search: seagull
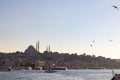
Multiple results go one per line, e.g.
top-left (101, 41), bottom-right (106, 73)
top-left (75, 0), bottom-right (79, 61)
top-left (109, 40), bottom-right (113, 42)
top-left (112, 5), bottom-right (119, 10)
top-left (92, 40), bottom-right (95, 43)
top-left (90, 44), bottom-right (93, 47)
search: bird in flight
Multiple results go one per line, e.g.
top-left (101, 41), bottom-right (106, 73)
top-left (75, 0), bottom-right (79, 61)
top-left (90, 44), bottom-right (93, 47)
top-left (92, 40), bottom-right (95, 43)
top-left (112, 5), bottom-right (119, 10)
top-left (109, 40), bottom-right (113, 42)
top-left (90, 40), bottom-right (95, 47)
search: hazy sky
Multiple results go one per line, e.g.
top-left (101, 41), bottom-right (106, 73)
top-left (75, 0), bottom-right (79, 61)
top-left (0, 0), bottom-right (120, 59)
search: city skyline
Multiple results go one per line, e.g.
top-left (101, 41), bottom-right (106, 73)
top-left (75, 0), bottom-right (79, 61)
top-left (1, 0), bottom-right (120, 59)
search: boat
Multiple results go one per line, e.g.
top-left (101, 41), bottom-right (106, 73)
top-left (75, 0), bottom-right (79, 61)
top-left (44, 68), bottom-right (57, 73)
top-left (111, 74), bottom-right (120, 80)
top-left (52, 67), bottom-right (68, 70)
top-left (0, 67), bottom-right (12, 72)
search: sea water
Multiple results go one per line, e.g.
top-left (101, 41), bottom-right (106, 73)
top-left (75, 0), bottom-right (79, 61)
top-left (0, 69), bottom-right (118, 80)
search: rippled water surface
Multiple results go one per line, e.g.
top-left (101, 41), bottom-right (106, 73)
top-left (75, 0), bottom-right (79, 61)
top-left (0, 69), bottom-right (119, 80)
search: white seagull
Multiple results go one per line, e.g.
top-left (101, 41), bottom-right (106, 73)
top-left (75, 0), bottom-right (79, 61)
top-left (112, 5), bottom-right (119, 10)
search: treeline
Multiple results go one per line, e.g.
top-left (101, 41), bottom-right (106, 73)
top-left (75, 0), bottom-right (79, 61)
top-left (0, 51), bottom-right (120, 69)
top-left (41, 51), bottom-right (120, 69)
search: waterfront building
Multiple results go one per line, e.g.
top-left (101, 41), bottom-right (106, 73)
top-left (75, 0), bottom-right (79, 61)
top-left (35, 60), bottom-right (45, 70)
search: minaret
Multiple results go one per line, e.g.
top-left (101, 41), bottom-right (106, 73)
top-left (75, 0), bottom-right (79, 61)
top-left (38, 41), bottom-right (39, 52)
top-left (36, 41), bottom-right (39, 52)
top-left (48, 45), bottom-right (50, 52)
top-left (36, 42), bottom-right (38, 51)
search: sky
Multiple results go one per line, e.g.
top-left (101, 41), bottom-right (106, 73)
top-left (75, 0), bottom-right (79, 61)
top-left (0, 0), bottom-right (120, 59)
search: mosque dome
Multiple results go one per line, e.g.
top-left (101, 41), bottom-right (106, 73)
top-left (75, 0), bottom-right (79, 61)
top-left (24, 45), bottom-right (37, 54)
